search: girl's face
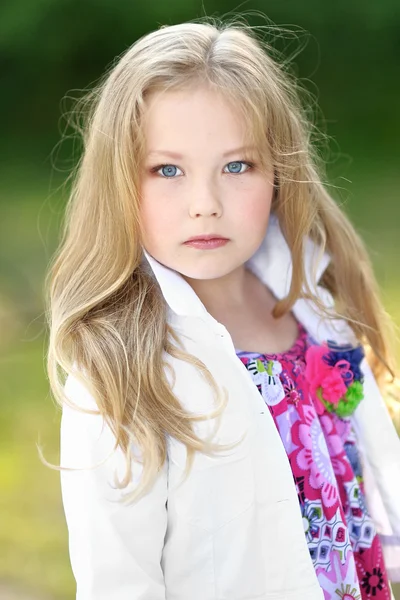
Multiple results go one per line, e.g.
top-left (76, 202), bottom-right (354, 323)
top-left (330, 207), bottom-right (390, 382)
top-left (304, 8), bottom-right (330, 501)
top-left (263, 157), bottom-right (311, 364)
top-left (139, 85), bottom-right (274, 281)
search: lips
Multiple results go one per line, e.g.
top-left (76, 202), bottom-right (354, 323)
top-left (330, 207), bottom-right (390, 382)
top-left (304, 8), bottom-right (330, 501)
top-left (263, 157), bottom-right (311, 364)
top-left (183, 237), bottom-right (229, 250)
top-left (184, 234), bottom-right (228, 242)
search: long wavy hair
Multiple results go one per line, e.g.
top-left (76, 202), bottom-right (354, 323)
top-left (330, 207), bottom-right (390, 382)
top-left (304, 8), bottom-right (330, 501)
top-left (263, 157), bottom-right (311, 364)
top-left (44, 16), bottom-right (399, 502)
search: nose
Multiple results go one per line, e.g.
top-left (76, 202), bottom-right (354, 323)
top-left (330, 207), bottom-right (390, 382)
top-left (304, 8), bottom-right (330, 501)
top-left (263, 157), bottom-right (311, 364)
top-left (188, 180), bottom-right (222, 218)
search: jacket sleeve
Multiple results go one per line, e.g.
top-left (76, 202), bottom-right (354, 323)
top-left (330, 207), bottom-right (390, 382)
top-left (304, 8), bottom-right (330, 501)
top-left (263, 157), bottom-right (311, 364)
top-left (352, 357), bottom-right (400, 582)
top-left (60, 371), bottom-right (168, 600)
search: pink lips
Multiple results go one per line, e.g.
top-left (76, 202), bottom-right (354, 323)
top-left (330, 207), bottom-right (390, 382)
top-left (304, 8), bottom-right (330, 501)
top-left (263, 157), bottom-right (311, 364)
top-left (183, 234), bottom-right (229, 249)
top-left (184, 238), bottom-right (229, 249)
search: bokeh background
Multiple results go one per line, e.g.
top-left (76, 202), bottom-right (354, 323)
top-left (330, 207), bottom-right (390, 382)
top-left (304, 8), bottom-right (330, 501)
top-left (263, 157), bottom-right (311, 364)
top-left (1, 1), bottom-right (399, 598)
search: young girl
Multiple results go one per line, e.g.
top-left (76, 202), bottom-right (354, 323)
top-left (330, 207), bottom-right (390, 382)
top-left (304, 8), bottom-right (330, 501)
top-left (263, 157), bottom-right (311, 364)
top-left (47, 17), bottom-right (400, 600)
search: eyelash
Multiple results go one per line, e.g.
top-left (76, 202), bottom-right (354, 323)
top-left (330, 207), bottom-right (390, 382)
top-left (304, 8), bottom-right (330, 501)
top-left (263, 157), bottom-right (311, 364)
top-left (149, 160), bottom-right (255, 178)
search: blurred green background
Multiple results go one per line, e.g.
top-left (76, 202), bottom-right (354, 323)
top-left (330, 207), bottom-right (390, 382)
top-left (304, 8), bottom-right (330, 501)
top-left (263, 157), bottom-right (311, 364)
top-left (0, 1), bottom-right (399, 598)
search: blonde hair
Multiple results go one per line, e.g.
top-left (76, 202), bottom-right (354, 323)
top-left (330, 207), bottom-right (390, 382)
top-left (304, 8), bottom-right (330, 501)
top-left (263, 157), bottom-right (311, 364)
top-left (44, 15), bottom-right (398, 501)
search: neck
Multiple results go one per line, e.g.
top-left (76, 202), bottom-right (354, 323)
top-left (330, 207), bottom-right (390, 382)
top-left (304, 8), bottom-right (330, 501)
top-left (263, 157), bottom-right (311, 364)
top-left (182, 265), bottom-right (269, 320)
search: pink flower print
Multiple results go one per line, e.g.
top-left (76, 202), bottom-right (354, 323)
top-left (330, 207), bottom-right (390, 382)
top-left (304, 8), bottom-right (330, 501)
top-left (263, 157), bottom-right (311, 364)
top-left (331, 414), bottom-right (352, 441)
top-left (294, 405), bottom-right (340, 519)
top-left (305, 344), bottom-right (353, 413)
top-left (286, 386), bottom-right (301, 406)
top-left (319, 415), bottom-right (353, 481)
top-left (305, 345), bottom-right (331, 395)
top-left (281, 371), bottom-right (302, 406)
top-left (320, 370), bottom-right (347, 404)
top-left (316, 549), bottom-right (360, 600)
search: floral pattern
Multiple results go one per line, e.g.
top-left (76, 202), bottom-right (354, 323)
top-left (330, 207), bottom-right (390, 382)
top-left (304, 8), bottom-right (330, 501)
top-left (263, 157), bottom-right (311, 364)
top-left (294, 404), bottom-right (339, 519)
top-left (236, 322), bottom-right (391, 600)
top-left (304, 340), bottom-right (365, 417)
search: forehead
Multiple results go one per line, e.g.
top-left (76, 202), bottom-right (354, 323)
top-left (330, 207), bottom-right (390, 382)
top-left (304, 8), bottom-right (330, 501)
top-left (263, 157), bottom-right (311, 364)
top-left (142, 86), bottom-right (255, 153)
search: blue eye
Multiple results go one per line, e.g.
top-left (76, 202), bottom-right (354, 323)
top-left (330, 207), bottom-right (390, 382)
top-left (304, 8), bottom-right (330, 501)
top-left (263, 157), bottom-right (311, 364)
top-left (151, 164), bottom-right (183, 178)
top-left (224, 161), bottom-right (253, 174)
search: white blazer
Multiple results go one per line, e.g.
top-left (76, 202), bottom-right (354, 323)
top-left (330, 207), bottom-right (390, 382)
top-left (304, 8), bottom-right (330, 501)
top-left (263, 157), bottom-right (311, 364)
top-left (60, 214), bottom-right (400, 599)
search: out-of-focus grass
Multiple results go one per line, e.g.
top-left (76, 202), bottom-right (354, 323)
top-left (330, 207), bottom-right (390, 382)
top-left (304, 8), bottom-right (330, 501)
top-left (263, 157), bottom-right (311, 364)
top-left (0, 162), bottom-right (399, 599)
top-left (0, 170), bottom-right (74, 599)
top-left (0, 339), bottom-right (73, 600)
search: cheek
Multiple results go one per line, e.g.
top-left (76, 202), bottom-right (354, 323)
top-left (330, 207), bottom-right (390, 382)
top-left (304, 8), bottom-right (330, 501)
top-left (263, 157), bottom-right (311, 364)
top-left (139, 186), bottom-right (181, 242)
top-left (234, 184), bottom-right (273, 225)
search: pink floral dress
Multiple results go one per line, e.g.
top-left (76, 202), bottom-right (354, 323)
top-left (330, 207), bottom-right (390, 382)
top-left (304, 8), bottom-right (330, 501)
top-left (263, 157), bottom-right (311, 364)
top-left (236, 321), bottom-right (391, 600)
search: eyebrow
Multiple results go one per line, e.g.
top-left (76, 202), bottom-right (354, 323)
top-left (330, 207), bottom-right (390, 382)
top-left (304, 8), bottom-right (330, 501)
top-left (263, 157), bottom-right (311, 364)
top-left (147, 146), bottom-right (257, 160)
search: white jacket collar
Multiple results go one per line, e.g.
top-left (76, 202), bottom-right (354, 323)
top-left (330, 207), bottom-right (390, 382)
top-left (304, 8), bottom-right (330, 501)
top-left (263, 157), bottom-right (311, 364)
top-left (142, 213), bottom-right (331, 319)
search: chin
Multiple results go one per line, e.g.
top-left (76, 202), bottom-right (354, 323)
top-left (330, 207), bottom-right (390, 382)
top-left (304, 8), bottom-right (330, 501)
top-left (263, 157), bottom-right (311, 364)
top-left (176, 257), bottom-right (241, 281)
